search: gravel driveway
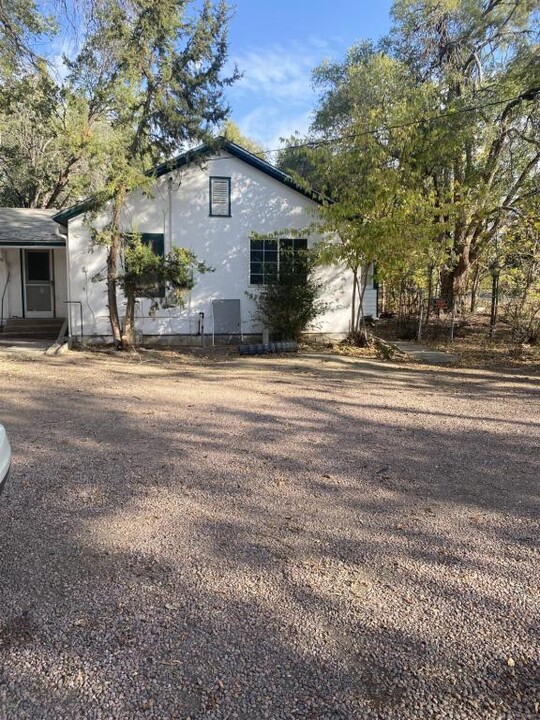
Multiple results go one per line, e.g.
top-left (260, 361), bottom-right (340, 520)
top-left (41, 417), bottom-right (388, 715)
top-left (0, 350), bottom-right (538, 719)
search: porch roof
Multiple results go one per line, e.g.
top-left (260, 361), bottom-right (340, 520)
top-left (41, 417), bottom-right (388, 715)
top-left (0, 208), bottom-right (67, 248)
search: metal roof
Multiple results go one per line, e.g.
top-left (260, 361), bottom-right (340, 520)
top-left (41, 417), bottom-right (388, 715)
top-left (0, 208), bottom-right (66, 247)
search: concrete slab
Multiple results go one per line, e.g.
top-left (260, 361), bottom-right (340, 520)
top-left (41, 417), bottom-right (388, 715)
top-left (0, 338), bottom-right (50, 354)
top-left (390, 341), bottom-right (458, 365)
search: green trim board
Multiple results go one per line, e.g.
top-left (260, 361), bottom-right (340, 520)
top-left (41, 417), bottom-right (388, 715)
top-left (0, 240), bottom-right (66, 248)
top-left (52, 138), bottom-right (326, 227)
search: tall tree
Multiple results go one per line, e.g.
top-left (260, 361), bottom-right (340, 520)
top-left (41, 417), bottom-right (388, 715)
top-left (67, 0), bottom-right (239, 348)
top-left (221, 119), bottom-right (267, 158)
top-left (390, 0), bottom-right (540, 305)
top-left (313, 47), bottom-right (437, 341)
top-left (0, 70), bottom-right (109, 208)
top-left (305, 2), bottom-right (540, 318)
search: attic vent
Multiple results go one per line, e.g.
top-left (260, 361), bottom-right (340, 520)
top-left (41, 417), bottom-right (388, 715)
top-left (209, 177), bottom-right (231, 217)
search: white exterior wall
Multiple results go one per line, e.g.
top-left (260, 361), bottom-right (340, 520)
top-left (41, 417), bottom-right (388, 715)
top-left (0, 248), bottom-right (67, 323)
top-left (52, 249), bottom-right (68, 317)
top-left (363, 266), bottom-right (378, 319)
top-left (0, 249), bottom-right (23, 322)
top-left (66, 151), bottom-right (377, 341)
top-left (364, 291), bottom-right (377, 318)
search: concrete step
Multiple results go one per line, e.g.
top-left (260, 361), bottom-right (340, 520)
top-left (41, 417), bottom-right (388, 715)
top-left (1, 318), bottom-right (66, 340)
top-left (4, 318), bottom-right (65, 327)
top-left (1, 331), bottom-right (60, 339)
top-left (388, 340), bottom-right (458, 365)
top-left (3, 323), bottom-right (64, 330)
top-left (0, 338), bottom-right (52, 352)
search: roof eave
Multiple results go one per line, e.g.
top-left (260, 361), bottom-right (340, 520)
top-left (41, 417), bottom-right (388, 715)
top-left (52, 138), bottom-right (327, 226)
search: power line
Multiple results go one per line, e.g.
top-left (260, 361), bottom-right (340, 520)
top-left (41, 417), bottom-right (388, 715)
top-left (216, 91), bottom-right (539, 159)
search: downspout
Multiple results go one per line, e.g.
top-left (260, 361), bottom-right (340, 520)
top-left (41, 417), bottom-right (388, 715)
top-left (167, 176), bottom-right (173, 253)
top-left (167, 175), bottom-right (174, 335)
top-left (0, 251), bottom-right (11, 329)
top-left (55, 221), bottom-right (73, 342)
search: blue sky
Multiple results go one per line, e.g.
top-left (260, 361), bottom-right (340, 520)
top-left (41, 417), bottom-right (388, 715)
top-left (225, 1), bottom-right (394, 151)
top-left (46, 0), bottom-right (394, 153)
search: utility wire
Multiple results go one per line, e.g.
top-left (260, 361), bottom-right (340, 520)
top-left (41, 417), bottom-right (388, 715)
top-left (216, 92), bottom-right (539, 158)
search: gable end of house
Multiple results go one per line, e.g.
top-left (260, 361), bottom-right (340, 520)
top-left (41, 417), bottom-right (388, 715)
top-left (52, 138), bottom-right (325, 227)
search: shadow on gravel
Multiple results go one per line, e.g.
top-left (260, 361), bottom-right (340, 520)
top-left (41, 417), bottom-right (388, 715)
top-left (0, 353), bottom-right (538, 718)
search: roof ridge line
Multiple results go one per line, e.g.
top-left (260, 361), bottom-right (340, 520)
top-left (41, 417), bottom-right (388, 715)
top-left (53, 138), bottom-right (325, 227)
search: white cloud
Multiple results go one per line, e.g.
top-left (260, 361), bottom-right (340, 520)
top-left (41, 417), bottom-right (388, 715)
top-left (228, 36), bottom-right (337, 106)
top-left (230, 48), bottom-right (314, 104)
top-left (226, 36), bottom-right (342, 152)
top-left (234, 107), bottom-right (313, 158)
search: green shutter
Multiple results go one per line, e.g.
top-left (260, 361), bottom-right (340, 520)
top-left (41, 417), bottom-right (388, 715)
top-left (141, 233), bottom-right (165, 257)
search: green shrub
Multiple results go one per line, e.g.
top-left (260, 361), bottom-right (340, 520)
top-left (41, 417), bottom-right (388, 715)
top-left (251, 246), bottom-right (325, 341)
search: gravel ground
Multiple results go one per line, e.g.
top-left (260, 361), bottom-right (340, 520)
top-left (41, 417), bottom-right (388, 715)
top-left (0, 349), bottom-right (538, 720)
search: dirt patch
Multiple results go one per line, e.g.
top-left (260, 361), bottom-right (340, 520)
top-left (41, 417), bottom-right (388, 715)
top-left (0, 351), bottom-right (538, 718)
top-left (376, 314), bottom-right (540, 372)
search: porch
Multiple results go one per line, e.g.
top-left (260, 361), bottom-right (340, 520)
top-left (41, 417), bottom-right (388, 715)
top-left (0, 209), bottom-right (68, 338)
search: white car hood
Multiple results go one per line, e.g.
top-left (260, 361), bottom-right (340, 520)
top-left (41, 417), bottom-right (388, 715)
top-left (0, 424), bottom-right (11, 484)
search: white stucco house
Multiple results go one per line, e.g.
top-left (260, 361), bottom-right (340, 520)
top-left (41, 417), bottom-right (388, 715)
top-left (0, 140), bottom-right (378, 344)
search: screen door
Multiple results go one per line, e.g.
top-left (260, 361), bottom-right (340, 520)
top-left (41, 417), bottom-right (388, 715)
top-left (24, 250), bottom-right (53, 318)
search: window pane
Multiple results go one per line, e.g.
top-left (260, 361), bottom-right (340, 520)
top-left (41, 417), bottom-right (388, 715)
top-left (250, 273), bottom-right (264, 285)
top-left (26, 252), bottom-right (50, 282)
top-left (264, 262), bottom-right (278, 282)
top-left (141, 233), bottom-right (165, 257)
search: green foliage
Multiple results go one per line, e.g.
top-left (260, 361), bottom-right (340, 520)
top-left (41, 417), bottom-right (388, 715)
top-left (499, 200), bottom-right (540, 344)
top-left (221, 120), bottom-right (267, 159)
top-left (251, 246), bottom-right (325, 341)
top-left (66, 0), bottom-right (239, 171)
top-left (303, 0), bottom-right (540, 325)
top-left (310, 47), bottom-right (442, 335)
top-left (276, 134), bottom-right (331, 197)
top-left (0, 70), bottom-right (110, 208)
top-left (118, 235), bottom-right (212, 310)
top-left (0, 0), bottom-right (54, 74)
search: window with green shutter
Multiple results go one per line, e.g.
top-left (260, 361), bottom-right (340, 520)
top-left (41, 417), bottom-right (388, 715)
top-left (141, 233), bottom-right (165, 258)
top-left (123, 232), bottom-right (166, 298)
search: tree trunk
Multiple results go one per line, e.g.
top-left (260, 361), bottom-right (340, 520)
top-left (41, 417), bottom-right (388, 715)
top-left (425, 264), bottom-right (434, 324)
top-left (121, 292), bottom-right (136, 350)
top-left (107, 235), bottom-right (122, 347)
top-left (379, 280), bottom-right (386, 315)
top-left (354, 267), bottom-right (370, 346)
top-left (350, 266), bottom-right (358, 335)
top-left (107, 189), bottom-right (125, 348)
top-left (470, 264), bottom-right (481, 313)
top-left (440, 239), bottom-right (471, 310)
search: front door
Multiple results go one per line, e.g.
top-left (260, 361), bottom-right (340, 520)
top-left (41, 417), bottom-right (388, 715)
top-left (24, 250), bottom-right (54, 318)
